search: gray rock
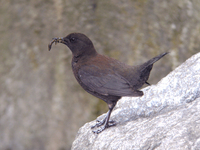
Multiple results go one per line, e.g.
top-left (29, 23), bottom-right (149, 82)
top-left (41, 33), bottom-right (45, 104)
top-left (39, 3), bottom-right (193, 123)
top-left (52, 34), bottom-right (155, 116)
top-left (71, 52), bottom-right (200, 150)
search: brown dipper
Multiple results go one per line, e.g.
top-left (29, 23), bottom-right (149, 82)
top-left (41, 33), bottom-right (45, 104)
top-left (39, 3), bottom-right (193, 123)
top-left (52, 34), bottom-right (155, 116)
top-left (48, 33), bottom-right (168, 133)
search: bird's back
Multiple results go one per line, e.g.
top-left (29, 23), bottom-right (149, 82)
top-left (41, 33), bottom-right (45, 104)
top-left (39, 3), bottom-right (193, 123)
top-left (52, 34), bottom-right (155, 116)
top-left (75, 54), bottom-right (142, 95)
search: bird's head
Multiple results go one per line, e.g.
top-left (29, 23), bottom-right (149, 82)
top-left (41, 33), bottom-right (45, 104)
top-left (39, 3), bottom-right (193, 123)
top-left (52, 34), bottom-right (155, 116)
top-left (49, 33), bottom-right (97, 58)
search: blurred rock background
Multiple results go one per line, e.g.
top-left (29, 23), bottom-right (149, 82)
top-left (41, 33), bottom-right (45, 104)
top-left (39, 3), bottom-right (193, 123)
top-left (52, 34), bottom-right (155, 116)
top-left (0, 0), bottom-right (199, 150)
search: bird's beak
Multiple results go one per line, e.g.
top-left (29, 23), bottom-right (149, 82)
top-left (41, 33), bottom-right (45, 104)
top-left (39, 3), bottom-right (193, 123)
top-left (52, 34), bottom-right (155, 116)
top-left (48, 37), bottom-right (65, 51)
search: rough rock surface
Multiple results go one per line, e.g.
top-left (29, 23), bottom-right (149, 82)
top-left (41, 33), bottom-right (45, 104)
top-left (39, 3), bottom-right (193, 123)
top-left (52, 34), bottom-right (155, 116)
top-left (71, 52), bottom-right (200, 150)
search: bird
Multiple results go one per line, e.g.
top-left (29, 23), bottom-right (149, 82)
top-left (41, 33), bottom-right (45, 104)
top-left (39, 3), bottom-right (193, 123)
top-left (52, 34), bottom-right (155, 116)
top-left (48, 33), bottom-right (168, 134)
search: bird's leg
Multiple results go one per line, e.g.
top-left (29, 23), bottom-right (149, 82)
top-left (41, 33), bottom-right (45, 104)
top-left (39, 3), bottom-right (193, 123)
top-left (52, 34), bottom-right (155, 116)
top-left (92, 102), bottom-right (116, 134)
top-left (91, 111), bottom-right (115, 129)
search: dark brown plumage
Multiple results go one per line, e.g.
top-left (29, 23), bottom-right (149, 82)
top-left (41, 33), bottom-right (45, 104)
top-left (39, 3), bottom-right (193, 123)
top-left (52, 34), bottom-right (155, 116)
top-left (48, 33), bottom-right (168, 133)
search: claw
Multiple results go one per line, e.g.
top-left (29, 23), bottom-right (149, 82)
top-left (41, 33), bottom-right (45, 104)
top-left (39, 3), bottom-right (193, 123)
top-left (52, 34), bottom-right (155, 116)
top-left (92, 121), bottom-right (116, 134)
top-left (91, 119), bottom-right (105, 129)
top-left (92, 126), bottom-right (106, 134)
top-left (91, 119), bottom-right (116, 128)
top-left (91, 118), bottom-right (116, 134)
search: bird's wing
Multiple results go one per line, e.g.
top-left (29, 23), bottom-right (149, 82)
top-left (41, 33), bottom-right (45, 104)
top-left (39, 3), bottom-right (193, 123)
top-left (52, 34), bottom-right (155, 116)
top-left (78, 65), bottom-right (143, 97)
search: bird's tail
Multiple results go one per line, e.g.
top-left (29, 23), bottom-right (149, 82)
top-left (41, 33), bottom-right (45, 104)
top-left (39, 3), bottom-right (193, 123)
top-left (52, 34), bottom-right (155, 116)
top-left (140, 52), bottom-right (169, 72)
top-left (137, 52), bottom-right (169, 85)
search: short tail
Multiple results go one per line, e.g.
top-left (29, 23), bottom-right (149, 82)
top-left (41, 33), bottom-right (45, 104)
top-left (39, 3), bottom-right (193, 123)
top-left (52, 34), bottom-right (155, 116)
top-left (138, 52), bottom-right (169, 85)
top-left (140, 52), bottom-right (169, 72)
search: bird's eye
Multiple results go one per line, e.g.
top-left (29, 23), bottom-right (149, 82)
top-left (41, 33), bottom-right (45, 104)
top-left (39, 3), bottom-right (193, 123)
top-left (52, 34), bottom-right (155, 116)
top-left (70, 37), bottom-right (76, 43)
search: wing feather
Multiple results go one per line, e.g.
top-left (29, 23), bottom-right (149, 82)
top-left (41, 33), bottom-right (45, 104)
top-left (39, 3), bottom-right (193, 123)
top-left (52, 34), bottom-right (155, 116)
top-left (78, 65), bottom-right (143, 97)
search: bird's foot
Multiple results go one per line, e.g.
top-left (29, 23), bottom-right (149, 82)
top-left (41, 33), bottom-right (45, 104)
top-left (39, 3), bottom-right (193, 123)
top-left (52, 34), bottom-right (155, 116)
top-left (92, 122), bottom-right (116, 134)
top-left (92, 126), bottom-right (106, 134)
top-left (91, 119), bottom-right (116, 134)
top-left (91, 119), bottom-right (116, 128)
